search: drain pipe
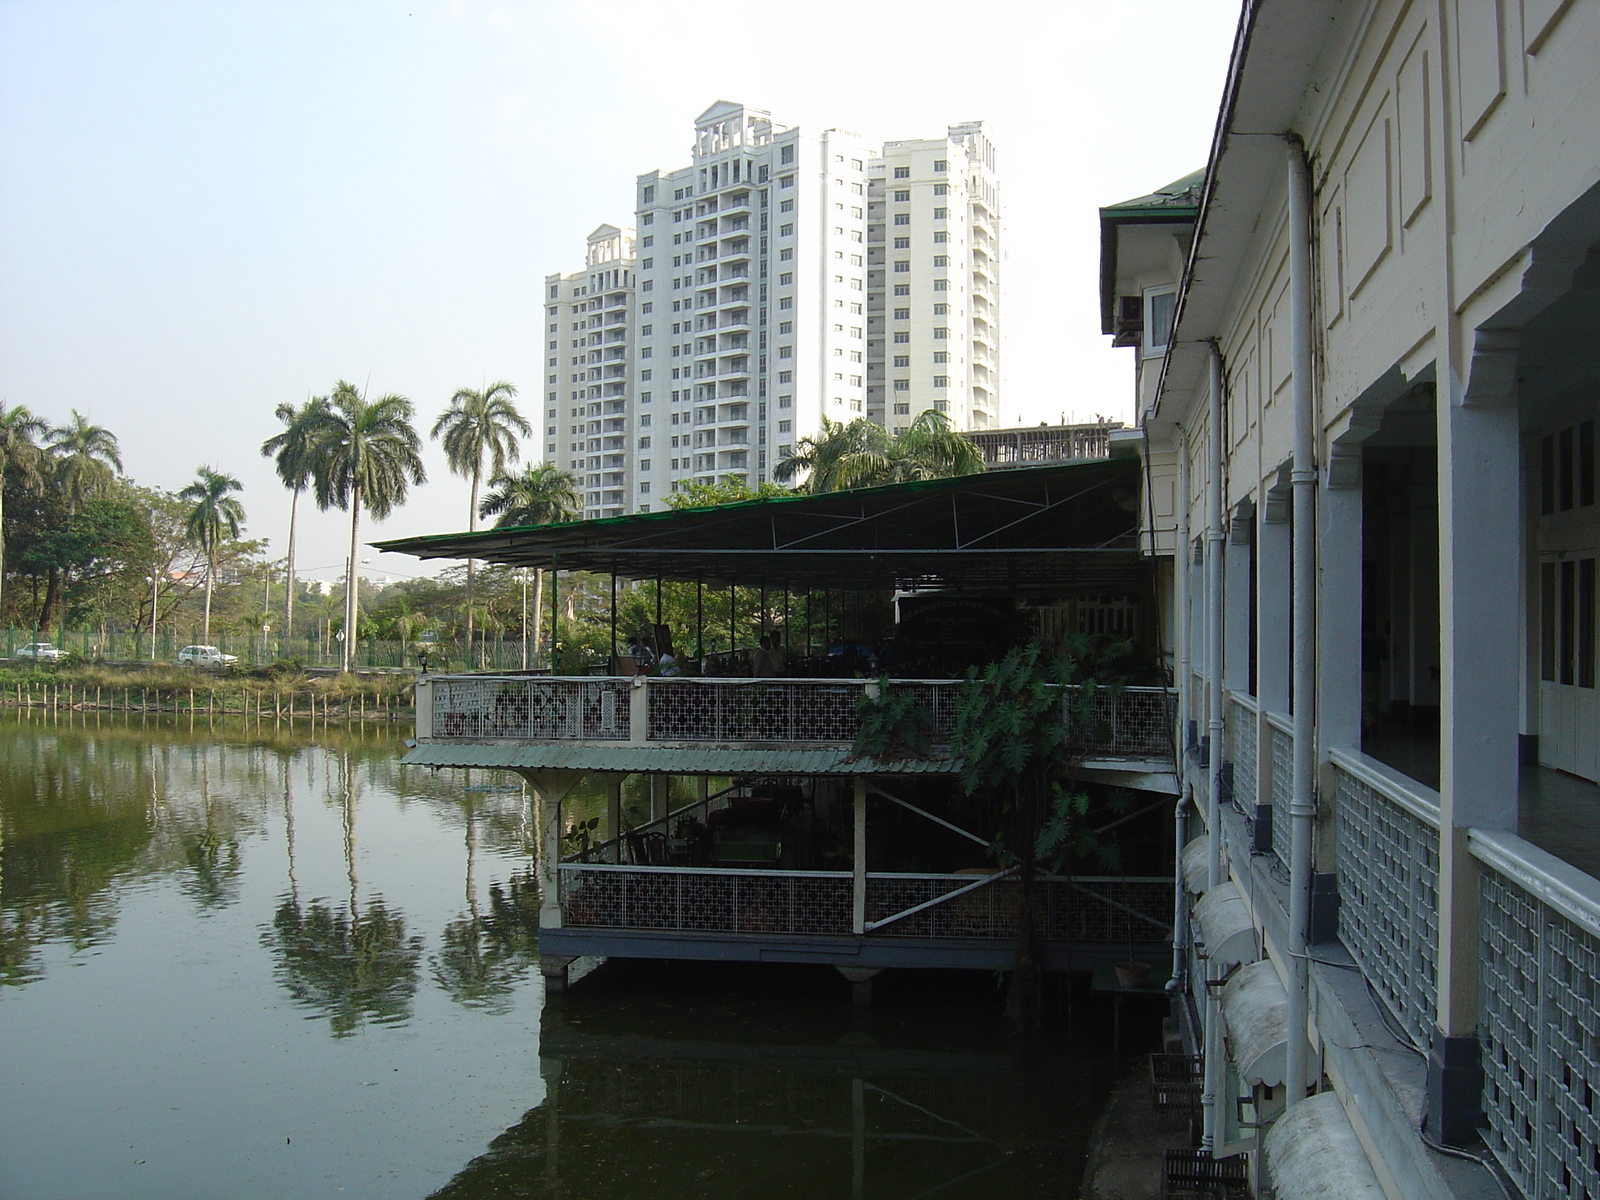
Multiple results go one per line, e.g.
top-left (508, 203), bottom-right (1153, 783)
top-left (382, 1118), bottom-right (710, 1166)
top-left (1285, 137), bottom-right (1317, 1110)
top-left (1200, 341), bottom-right (1227, 1152)
top-left (1172, 785), bottom-right (1192, 989)
top-left (1172, 430), bottom-right (1193, 993)
top-left (1176, 428), bottom-right (1192, 763)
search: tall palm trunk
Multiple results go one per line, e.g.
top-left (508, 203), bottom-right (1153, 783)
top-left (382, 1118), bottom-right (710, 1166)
top-left (466, 464), bottom-right (480, 667)
top-left (284, 488), bottom-right (299, 650)
top-left (343, 489), bottom-right (362, 673)
top-left (531, 568), bottom-right (545, 668)
top-left (202, 548), bottom-right (216, 643)
top-left (0, 482), bottom-right (8, 627)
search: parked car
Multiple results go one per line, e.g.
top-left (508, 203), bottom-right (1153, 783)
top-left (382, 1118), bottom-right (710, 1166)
top-left (178, 645), bottom-right (237, 667)
top-left (15, 643), bottom-right (63, 661)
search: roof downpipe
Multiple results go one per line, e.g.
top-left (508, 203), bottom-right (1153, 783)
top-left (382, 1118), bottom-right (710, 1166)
top-left (1201, 340), bottom-right (1227, 1152)
top-left (1285, 136), bottom-right (1317, 1111)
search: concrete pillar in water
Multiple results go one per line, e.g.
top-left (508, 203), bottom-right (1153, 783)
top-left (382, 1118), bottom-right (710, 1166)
top-left (838, 967), bottom-right (880, 1007)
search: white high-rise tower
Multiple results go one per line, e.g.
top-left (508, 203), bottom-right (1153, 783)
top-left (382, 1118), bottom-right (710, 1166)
top-left (541, 103), bottom-right (1001, 514)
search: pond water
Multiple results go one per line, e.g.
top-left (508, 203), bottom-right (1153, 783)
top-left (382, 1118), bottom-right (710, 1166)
top-left (0, 709), bottom-right (1147, 1199)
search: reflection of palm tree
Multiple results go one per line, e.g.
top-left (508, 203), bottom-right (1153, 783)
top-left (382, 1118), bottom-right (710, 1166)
top-left (180, 751), bottom-right (241, 910)
top-left (264, 896), bottom-right (423, 1036)
top-left (431, 867), bottom-right (540, 1011)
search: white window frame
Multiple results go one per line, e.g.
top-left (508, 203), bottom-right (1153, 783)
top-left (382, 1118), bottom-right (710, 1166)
top-left (1143, 286), bottom-right (1177, 358)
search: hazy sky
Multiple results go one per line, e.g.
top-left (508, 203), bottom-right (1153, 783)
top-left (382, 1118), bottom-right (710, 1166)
top-left (0, 0), bottom-right (1238, 581)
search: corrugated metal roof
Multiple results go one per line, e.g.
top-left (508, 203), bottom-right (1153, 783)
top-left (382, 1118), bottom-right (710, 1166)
top-left (402, 740), bottom-right (958, 775)
top-left (372, 457), bottom-right (1143, 592)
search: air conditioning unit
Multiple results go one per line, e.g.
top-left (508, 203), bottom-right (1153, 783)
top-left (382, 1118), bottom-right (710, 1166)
top-left (1112, 294), bottom-right (1145, 346)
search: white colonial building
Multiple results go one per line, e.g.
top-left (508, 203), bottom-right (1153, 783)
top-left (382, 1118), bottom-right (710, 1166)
top-left (1107, 0), bottom-right (1600, 1196)
top-left (542, 102), bottom-right (1002, 514)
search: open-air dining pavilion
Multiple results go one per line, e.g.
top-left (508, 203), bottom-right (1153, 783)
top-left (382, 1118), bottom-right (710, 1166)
top-left (376, 458), bottom-right (1182, 993)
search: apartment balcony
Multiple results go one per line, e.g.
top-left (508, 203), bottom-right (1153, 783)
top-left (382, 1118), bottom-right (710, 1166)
top-left (718, 309), bottom-right (751, 330)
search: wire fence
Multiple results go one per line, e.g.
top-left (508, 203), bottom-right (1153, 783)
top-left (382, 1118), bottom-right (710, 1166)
top-left (0, 627), bottom-right (539, 671)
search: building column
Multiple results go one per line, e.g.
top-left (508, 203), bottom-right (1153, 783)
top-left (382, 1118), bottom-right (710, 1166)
top-left (1318, 478), bottom-right (1363, 895)
top-left (605, 776), bottom-right (623, 863)
top-left (651, 774), bottom-right (670, 823)
top-left (1431, 336), bottom-right (1521, 1145)
top-left (519, 769), bottom-right (584, 993)
top-left (852, 777), bottom-right (868, 936)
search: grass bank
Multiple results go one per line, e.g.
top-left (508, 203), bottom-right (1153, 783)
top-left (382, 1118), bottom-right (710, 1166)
top-left (0, 661), bottom-right (415, 720)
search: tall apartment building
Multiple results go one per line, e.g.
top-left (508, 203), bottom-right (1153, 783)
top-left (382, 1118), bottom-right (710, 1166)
top-left (866, 123), bottom-right (1001, 433)
top-left (543, 224), bottom-right (636, 520)
top-left (541, 102), bottom-right (1000, 514)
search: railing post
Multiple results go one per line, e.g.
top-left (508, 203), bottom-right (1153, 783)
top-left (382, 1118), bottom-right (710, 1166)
top-left (852, 777), bottom-right (868, 935)
top-left (414, 676), bottom-right (433, 739)
top-left (629, 678), bottom-right (650, 745)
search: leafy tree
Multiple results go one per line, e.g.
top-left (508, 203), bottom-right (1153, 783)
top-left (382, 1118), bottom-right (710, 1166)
top-left (432, 382), bottom-right (529, 665)
top-left (16, 496), bottom-right (151, 636)
top-left (0, 405), bottom-right (48, 624)
top-left (260, 397), bottom-right (329, 647)
top-left (178, 467), bottom-right (246, 645)
top-left (306, 381), bottom-right (426, 672)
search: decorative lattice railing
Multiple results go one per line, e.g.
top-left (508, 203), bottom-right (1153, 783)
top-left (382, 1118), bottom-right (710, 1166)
top-left (1330, 747), bottom-right (1439, 1049)
top-left (1226, 693), bottom-right (1257, 812)
top-left (425, 675), bottom-right (1176, 761)
top-left (1473, 828), bottom-right (1600, 1200)
top-left (558, 864), bottom-right (1172, 943)
top-left (1267, 711), bottom-right (1294, 863)
top-left (431, 676), bottom-right (631, 740)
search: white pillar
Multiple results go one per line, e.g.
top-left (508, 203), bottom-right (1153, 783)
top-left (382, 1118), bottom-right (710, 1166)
top-left (606, 776), bottom-right (623, 863)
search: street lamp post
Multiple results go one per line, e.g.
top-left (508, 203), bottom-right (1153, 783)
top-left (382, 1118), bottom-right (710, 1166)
top-left (521, 569), bottom-right (529, 671)
top-left (147, 574), bottom-right (159, 662)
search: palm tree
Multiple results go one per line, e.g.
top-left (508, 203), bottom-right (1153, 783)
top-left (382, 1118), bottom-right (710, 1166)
top-left (46, 410), bottom-right (123, 513)
top-left (479, 463), bottom-right (579, 668)
top-left (886, 409), bottom-right (986, 482)
top-left (260, 397), bottom-right (329, 648)
top-left (478, 462), bottom-right (580, 528)
top-left (773, 417), bottom-right (894, 493)
top-left (431, 382), bottom-right (529, 666)
top-left (307, 381), bottom-right (426, 672)
top-left (0, 405), bottom-right (49, 623)
top-left (774, 412), bottom-right (984, 493)
top-left (178, 467), bottom-right (246, 645)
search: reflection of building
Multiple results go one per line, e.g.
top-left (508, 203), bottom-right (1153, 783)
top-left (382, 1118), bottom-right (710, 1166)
top-left (1110, 1), bottom-right (1600, 1196)
top-left (378, 462), bottom-right (1178, 999)
top-left (428, 968), bottom-right (1109, 1199)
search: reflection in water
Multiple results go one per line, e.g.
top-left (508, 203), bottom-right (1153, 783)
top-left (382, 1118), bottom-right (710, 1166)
top-left (430, 964), bottom-right (1120, 1200)
top-left (264, 894), bottom-right (424, 1035)
top-left (432, 868), bottom-right (541, 1012)
top-left (0, 709), bottom-right (1137, 1200)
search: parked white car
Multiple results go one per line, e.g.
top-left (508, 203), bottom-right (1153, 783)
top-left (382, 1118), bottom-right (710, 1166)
top-left (178, 645), bottom-right (237, 667)
top-left (16, 643), bottom-right (63, 661)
